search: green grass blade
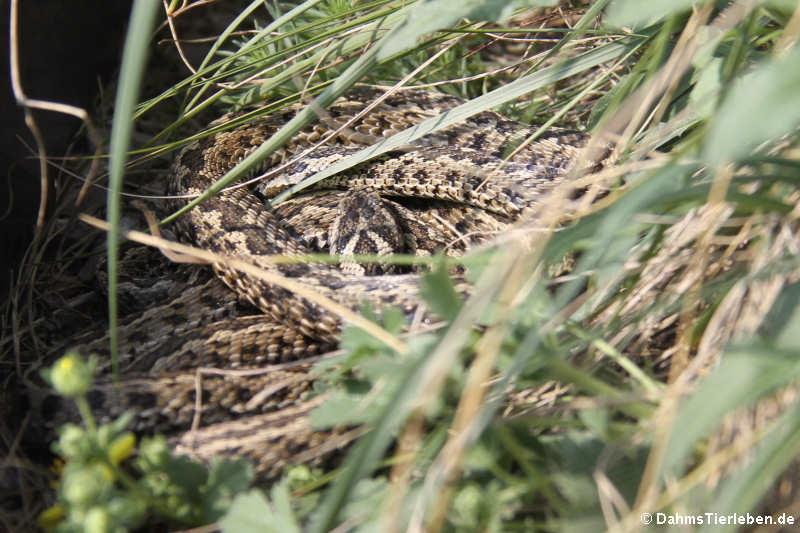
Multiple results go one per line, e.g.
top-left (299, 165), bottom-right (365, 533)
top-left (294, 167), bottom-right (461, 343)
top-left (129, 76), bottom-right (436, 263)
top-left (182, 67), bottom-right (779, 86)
top-left (195, 0), bottom-right (318, 73)
top-left (662, 343), bottom-right (800, 480)
top-left (525, 0), bottom-right (614, 74)
top-left (703, 44), bottom-right (800, 164)
top-left (606, 0), bottom-right (699, 29)
top-left (698, 401), bottom-right (800, 533)
top-left (308, 341), bottom-right (433, 533)
top-left (270, 36), bottom-right (643, 204)
top-left (184, 0), bottom-right (329, 112)
top-left (374, 0), bottom-right (558, 60)
top-left (105, 0), bottom-right (160, 380)
top-left (158, 18), bottom-right (395, 226)
top-left (147, 4), bottom-right (411, 148)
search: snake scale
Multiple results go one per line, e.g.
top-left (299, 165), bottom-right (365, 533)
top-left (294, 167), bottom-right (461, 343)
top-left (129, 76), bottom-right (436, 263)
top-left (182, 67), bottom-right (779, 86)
top-left (44, 88), bottom-right (594, 479)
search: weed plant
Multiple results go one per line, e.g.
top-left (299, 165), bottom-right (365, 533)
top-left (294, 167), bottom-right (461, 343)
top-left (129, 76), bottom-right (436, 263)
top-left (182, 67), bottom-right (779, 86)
top-left (6, 0), bottom-right (800, 531)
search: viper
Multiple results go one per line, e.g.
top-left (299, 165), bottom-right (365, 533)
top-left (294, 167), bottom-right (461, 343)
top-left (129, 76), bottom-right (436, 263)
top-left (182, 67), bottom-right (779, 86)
top-left (43, 88), bottom-right (595, 478)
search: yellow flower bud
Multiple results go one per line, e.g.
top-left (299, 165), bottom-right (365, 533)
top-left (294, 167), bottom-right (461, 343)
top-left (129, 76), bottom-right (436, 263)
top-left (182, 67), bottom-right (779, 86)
top-left (37, 504), bottom-right (65, 532)
top-left (109, 433), bottom-right (136, 465)
top-left (48, 352), bottom-right (94, 397)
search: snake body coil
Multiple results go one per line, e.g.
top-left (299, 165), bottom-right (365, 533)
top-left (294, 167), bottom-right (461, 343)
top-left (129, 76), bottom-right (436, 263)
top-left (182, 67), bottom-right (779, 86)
top-left (50, 89), bottom-right (593, 478)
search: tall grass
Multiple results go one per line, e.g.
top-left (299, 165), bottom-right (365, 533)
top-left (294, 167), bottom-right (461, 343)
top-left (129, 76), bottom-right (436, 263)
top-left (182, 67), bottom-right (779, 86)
top-left (12, 0), bottom-right (800, 531)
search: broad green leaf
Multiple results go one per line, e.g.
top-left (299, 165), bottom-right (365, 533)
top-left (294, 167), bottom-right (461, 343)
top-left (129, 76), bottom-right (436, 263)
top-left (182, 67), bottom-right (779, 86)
top-left (768, 0), bottom-right (800, 10)
top-left (698, 403), bottom-right (800, 533)
top-left (308, 335), bottom-right (439, 533)
top-left (703, 46), bottom-right (800, 164)
top-left (270, 482), bottom-right (301, 532)
top-left (605, 0), bottom-right (699, 28)
top-left (201, 458), bottom-right (255, 522)
top-left (578, 408), bottom-right (610, 438)
top-left (661, 344), bottom-right (800, 478)
top-left (220, 487), bottom-right (301, 533)
top-left (420, 264), bottom-right (463, 321)
top-left (758, 280), bottom-right (800, 351)
top-left (310, 389), bottom-right (375, 428)
top-left (378, 0), bottom-right (558, 60)
top-left (688, 56), bottom-right (723, 118)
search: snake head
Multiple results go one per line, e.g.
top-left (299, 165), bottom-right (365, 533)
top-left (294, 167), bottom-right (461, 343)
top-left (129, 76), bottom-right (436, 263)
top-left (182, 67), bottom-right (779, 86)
top-left (328, 191), bottom-right (404, 276)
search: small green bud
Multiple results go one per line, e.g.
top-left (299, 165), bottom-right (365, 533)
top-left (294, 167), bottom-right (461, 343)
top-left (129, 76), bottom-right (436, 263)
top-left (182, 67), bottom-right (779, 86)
top-left (286, 464), bottom-right (313, 488)
top-left (47, 352), bottom-right (95, 397)
top-left (137, 435), bottom-right (170, 469)
top-left (84, 506), bottom-right (111, 533)
top-left (166, 494), bottom-right (193, 521)
top-left (96, 424), bottom-right (113, 448)
top-left (55, 423), bottom-right (90, 460)
top-left (454, 483), bottom-right (483, 525)
top-left (106, 493), bottom-right (147, 529)
top-left (61, 462), bottom-right (114, 507)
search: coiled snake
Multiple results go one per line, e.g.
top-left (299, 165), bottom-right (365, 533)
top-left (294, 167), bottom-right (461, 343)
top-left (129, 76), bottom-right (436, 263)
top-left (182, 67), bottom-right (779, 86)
top-left (52, 88), bottom-right (593, 478)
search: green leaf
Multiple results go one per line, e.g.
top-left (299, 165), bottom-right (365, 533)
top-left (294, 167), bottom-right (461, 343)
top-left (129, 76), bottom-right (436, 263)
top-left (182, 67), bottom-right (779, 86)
top-left (220, 486), bottom-right (301, 533)
top-left (310, 389), bottom-right (373, 428)
top-left (546, 432), bottom-right (647, 511)
top-left (339, 311), bottom-right (402, 360)
top-left (311, 349), bottom-right (434, 428)
top-left (758, 280), bottom-right (800, 350)
top-left (339, 478), bottom-right (388, 524)
top-left (688, 56), bottom-right (723, 118)
top-left (339, 324), bottom-right (388, 357)
top-left (270, 37), bottom-right (640, 205)
top-left (270, 482), bottom-right (300, 531)
top-left (578, 408), bottom-right (610, 438)
top-left (201, 458), bottom-right (255, 522)
top-left (381, 306), bottom-right (407, 335)
top-left (703, 46), bottom-right (800, 164)
top-left (661, 343), bottom-right (800, 478)
top-left (163, 455), bottom-right (209, 491)
top-left (378, 0), bottom-right (558, 60)
top-left (605, 0), bottom-right (697, 29)
top-left (420, 263), bottom-right (462, 321)
top-left (308, 336), bottom-right (437, 533)
top-left (330, 308), bottom-right (407, 373)
top-left (767, 0), bottom-right (800, 10)
top-left (698, 402), bottom-right (800, 533)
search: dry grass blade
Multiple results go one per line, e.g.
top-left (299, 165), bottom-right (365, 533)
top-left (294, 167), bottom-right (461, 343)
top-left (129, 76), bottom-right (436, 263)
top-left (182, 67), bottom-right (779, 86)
top-left (7, 1), bottom-right (800, 531)
top-left (78, 213), bottom-right (407, 354)
top-left (7, 0), bottom-right (105, 226)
